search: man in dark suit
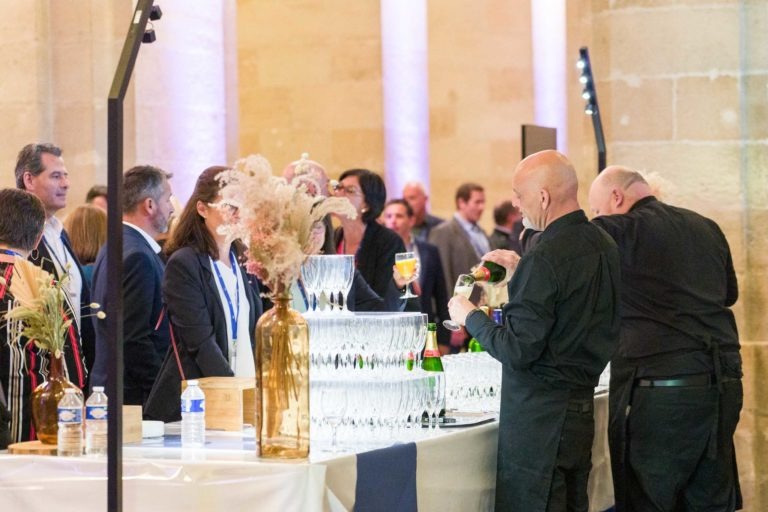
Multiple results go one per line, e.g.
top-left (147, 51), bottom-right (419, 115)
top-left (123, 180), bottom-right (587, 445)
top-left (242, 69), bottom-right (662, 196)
top-left (14, 143), bottom-right (90, 389)
top-left (383, 199), bottom-right (451, 350)
top-left (489, 200), bottom-right (523, 254)
top-left (90, 166), bottom-right (174, 405)
top-left (429, 182), bottom-right (490, 304)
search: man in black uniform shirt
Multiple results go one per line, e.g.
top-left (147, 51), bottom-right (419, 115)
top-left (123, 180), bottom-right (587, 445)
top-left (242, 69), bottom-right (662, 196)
top-left (588, 166), bottom-right (742, 511)
top-left (449, 150), bottom-right (620, 511)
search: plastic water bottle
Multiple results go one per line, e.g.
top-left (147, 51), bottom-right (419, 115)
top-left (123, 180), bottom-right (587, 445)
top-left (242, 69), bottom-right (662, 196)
top-left (57, 388), bottom-right (83, 456)
top-left (85, 386), bottom-right (108, 456)
top-left (181, 380), bottom-right (205, 447)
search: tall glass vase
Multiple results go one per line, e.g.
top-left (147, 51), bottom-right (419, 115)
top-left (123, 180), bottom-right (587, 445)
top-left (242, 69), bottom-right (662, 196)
top-left (255, 290), bottom-right (310, 458)
top-left (31, 354), bottom-right (79, 444)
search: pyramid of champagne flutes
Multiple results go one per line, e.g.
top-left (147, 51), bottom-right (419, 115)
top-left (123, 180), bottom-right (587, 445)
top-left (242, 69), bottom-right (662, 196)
top-left (306, 311), bottom-right (440, 451)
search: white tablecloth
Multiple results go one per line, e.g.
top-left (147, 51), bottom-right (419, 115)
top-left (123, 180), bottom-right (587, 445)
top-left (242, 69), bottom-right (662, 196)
top-left (0, 393), bottom-right (613, 512)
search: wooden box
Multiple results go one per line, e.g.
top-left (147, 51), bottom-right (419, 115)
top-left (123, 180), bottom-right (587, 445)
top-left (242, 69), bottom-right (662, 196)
top-left (123, 405), bottom-right (143, 444)
top-left (182, 377), bottom-right (257, 431)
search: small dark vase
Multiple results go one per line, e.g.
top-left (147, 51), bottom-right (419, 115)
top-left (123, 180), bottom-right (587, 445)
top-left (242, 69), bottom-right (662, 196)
top-left (30, 355), bottom-right (79, 444)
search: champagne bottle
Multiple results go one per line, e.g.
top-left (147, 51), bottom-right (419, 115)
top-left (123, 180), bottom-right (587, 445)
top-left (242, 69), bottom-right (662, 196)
top-left (422, 323), bottom-right (446, 419)
top-left (468, 338), bottom-right (484, 352)
top-left (470, 260), bottom-right (506, 284)
top-left (406, 351), bottom-right (415, 371)
top-left (422, 323), bottom-right (444, 372)
top-left (468, 307), bottom-right (489, 352)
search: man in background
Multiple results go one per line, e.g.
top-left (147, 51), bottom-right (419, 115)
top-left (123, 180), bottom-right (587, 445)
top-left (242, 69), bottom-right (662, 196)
top-left (15, 143), bottom-right (91, 387)
top-left (383, 199), bottom-right (450, 351)
top-left (90, 166), bottom-right (174, 405)
top-left (489, 200), bottom-right (523, 254)
top-left (85, 185), bottom-right (108, 211)
top-left (429, 182), bottom-right (490, 304)
top-left (0, 189), bottom-right (53, 442)
top-left (402, 181), bottom-right (443, 242)
top-left (448, 150), bottom-right (620, 511)
top-left (589, 166), bottom-right (742, 511)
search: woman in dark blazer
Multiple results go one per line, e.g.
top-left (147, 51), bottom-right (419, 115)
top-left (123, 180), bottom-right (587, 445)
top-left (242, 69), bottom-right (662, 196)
top-left (332, 168), bottom-right (406, 301)
top-left (145, 166), bottom-right (263, 423)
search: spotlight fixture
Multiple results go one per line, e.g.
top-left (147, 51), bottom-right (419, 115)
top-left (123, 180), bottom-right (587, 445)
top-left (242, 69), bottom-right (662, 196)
top-left (149, 5), bottom-right (162, 20)
top-left (142, 5), bottom-right (162, 43)
top-left (577, 47), bottom-right (606, 173)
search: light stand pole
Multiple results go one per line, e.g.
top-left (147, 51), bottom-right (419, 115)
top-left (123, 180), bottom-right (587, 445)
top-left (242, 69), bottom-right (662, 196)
top-left (578, 47), bottom-right (607, 173)
top-left (106, 2), bottom-right (160, 510)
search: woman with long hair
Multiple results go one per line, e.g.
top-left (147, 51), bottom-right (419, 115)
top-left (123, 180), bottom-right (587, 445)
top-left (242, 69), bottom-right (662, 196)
top-left (145, 166), bottom-right (263, 422)
top-left (63, 204), bottom-right (107, 288)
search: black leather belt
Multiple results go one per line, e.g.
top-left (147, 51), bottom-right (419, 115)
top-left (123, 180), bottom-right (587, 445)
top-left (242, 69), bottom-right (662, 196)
top-left (566, 400), bottom-right (593, 414)
top-left (636, 373), bottom-right (739, 388)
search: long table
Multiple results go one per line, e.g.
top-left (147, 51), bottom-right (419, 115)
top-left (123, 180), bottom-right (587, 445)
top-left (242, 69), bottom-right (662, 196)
top-left (0, 393), bottom-right (613, 511)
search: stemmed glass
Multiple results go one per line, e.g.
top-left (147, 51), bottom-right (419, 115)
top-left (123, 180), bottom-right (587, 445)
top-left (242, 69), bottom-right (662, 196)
top-left (395, 252), bottom-right (419, 299)
top-left (443, 274), bottom-right (475, 331)
top-left (320, 382), bottom-right (348, 453)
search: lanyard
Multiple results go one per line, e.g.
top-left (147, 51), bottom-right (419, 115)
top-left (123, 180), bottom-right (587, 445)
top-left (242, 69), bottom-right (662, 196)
top-left (212, 252), bottom-right (240, 369)
top-left (42, 235), bottom-right (70, 275)
top-left (0, 249), bottom-right (21, 257)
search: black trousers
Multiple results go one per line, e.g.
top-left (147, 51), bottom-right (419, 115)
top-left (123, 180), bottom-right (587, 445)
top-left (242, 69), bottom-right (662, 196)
top-left (546, 400), bottom-right (595, 512)
top-left (610, 377), bottom-right (743, 512)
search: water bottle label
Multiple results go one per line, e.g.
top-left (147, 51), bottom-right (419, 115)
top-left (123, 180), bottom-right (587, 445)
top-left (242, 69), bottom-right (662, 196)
top-left (58, 408), bottom-right (82, 423)
top-left (86, 406), bottom-right (108, 420)
top-left (181, 398), bottom-right (205, 413)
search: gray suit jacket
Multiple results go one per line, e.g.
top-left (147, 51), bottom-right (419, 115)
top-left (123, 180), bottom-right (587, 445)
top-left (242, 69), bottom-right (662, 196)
top-left (428, 217), bottom-right (488, 303)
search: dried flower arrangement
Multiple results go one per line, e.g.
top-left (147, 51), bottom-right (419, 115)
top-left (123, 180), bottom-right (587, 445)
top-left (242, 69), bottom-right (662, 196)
top-left (216, 153), bottom-right (356, 294)
top-left (1, 260), bottom-right (104, 359)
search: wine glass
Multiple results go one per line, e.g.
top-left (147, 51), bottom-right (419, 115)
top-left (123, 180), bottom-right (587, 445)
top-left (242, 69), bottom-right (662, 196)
top-left (320, 382), bottom-right (348, 453)
top-left (395, 252), bottom-right (419, 299)
top-left (443, 274), bottom-right (475, 331)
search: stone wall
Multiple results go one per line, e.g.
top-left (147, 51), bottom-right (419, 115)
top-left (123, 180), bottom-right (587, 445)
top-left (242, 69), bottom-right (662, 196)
top-left (236, 0), bottom-right (385, 179)
top-left (0, 1), bottom-right (132, 207)
top-left (566, 0), bottom-right (768, 507)
top-left (427, 0), bottom-right (534, 224)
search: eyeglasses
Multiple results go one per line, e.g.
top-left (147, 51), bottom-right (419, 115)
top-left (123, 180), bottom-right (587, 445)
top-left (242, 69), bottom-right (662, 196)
top-left (330, 181), bottom-right (362, 196)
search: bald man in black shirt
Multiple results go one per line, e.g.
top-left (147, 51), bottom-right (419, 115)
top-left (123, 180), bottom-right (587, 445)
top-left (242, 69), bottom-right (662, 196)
top-left (589, 166), bottom-right (742, 512)
top-left (449, 151), bottom-right (621, 511)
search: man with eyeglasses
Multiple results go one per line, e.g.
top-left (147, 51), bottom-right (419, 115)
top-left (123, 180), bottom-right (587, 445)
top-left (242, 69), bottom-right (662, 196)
top-left (15, 143), bottom-right (90, 390)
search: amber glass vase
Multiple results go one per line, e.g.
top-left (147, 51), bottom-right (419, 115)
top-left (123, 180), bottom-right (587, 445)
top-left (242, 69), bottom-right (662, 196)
top-left (255, 292), bottom-right (310, 458)
top-left (31, 355), bottom-right (79, 444)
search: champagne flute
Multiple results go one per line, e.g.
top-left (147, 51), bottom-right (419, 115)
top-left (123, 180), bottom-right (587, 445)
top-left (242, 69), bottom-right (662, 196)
top-left (443, 274), bottom-right (475, 331)
top-left (395, 252), bottom-right (419, 299)
top-left (321, 383), bottom-right (348, 453)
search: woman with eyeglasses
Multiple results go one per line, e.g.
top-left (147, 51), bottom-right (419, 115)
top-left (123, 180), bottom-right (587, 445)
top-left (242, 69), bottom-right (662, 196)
top-left (333, 168), bottom-right (407, 301)
top-left (145, 166), bottom-right (263, 423)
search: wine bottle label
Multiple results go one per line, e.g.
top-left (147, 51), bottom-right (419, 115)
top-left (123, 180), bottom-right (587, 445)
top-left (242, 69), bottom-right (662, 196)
top-left (424, 349), bottom-right (441, 358)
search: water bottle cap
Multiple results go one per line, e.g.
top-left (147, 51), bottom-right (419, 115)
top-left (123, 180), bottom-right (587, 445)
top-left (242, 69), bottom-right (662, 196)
top-left (187, 380), bottom-right (199, 386)
top-left (93, 386), bottom-right (104, 392)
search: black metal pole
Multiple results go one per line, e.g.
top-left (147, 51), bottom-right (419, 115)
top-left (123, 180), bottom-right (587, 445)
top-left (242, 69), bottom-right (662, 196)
top-left (106, 2), bottom-right (154, 511)
top-left (592, 108), bottom-right (607, 173)
top-left (578, 47), bottom-right (607, 174)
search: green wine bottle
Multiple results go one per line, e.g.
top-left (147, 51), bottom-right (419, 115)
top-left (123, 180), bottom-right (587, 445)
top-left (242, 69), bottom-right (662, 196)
top-left (468, 338), bottom-right (484, 352)
top-left (421, 323), bottom-right (444, 372)
top-left (406, 351), bottom-right (415, 371)
top-left (422, 323), bottom-right (446, 420)
top-left (470, 260), bottom-right (506, 283)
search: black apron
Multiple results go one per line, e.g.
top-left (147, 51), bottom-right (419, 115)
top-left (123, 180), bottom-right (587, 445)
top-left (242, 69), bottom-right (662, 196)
top-left (496, 371), bottom-right (587, 511)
